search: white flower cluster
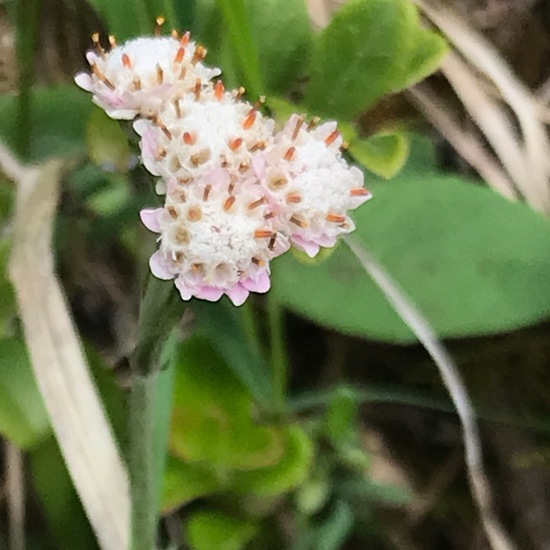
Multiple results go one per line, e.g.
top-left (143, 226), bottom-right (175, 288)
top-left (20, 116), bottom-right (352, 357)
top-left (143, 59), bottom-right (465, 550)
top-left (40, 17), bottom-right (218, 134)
top-left (76, 32), bottom-right (371, 306)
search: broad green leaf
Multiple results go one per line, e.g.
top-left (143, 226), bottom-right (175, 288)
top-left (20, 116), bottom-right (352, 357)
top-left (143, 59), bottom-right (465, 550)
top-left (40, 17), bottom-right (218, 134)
top-left (196, 0), bottom-right (311, 94)
top-left (349, 133), bottom-right (410, 179)
top-left (274, 137), bottom-right (550, 342)
top-left (246, 0), bottom-right (313, 92)
top-left (0, 339), bottom-right (50, 448)
top-left (186, 509), bottom-right (259, 550)
top-left (0, 86), bottom-right (93, 161)
top-left (192, 300), bottom-right (273, 404)
top-left (305, 0), bottom-right (448, 119)
top-left (86, 109), bottom-right (134, 173)
top-left (29, 438), bottom-right (97, 550)
top-left (162, 455), bottom-right (221, 511)
top-left (170, 336), bottom-right (285, 470)
top-left (232, 425), bottom-right (313, 497)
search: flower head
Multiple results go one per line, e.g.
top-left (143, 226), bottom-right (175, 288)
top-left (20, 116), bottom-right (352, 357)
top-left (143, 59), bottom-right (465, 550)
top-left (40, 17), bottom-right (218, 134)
top-left (140, 170), bottom-right (288, 306)
top-left (75, 34), bottom-right (220, 119)
top-left (134, 85), bottom-right (274, 193)
top-left (255, 114), bottom-right (372, 257)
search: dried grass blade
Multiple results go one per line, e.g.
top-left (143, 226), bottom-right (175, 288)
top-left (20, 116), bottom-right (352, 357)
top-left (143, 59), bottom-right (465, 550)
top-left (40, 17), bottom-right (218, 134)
top-left (7, 158), bottom-right (130, 550)
top-left (344, 235), bottom-right (517, 550)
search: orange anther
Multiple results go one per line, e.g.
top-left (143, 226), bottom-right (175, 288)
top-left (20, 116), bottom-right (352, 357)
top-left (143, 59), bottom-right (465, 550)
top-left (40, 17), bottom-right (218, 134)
top-left (326, 213), bottom-right (346, 223)
top-left (325, 129), bottom-right (340, 146)
top-left (248, 197), bottom-right (266, 210)
top-left (194, 80), bottom-right (201, 100)
top-left (122, 53), bottom-right (132, 68)
top-left (175, 46), bottom-right (185, 64)
top-left (286, 192), bottom-right (302, 204)
top-left (188, 206), bottom-right (202, 221)
top-left (351, 188), bottom-right (370, 197)
top-left (223, 196), bottom-right (236, 211)
top-left (167, 206), bottom-right (178, 219)
top-left (215, 80), bottom-right (224, 101)
top-left (243, 111), bottom-right (257, 130)
top-left (284, 147), bottom-right (296, 161)
top-left (181, 31), bottom-right (190, 46)
top-left (255, 229), bottom-right (273, 239)
top-left (183, 132), bottom-right (195, 145)
top-left (229, 138), bottom-right (243, 151)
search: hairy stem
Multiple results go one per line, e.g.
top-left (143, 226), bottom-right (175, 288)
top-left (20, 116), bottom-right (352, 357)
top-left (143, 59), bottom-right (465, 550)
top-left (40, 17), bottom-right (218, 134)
top-left (268, 295), bottom-right (288, 410)
top-left (129, 372), bottom-right (159, 550)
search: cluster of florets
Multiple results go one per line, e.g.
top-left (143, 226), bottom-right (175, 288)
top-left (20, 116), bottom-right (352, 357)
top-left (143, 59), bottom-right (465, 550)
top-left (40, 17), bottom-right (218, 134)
top-left (75, 29), bottom-right (371, 306)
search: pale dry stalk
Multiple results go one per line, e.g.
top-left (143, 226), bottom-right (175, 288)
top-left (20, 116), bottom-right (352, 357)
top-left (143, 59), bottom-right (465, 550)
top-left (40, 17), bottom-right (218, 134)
top-left (1, 142), bottom-right (130, 550)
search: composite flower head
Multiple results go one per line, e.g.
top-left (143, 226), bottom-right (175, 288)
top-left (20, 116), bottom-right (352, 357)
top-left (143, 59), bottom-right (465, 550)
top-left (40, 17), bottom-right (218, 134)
top-left (140, 170), bottom-right (289, 306)
top-left (255, 114), bottom-right (372, 258)
top-left (74, 32), bottom-right (220, 120)
top-left (134, 83), bottom-right (274, 193)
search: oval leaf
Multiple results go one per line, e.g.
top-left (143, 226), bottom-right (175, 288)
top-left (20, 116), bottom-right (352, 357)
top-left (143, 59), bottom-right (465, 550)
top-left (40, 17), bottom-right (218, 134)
top-left (273, 141), bottom-right (550, 342)
top-left (305, 0), bottom-right (448, 119)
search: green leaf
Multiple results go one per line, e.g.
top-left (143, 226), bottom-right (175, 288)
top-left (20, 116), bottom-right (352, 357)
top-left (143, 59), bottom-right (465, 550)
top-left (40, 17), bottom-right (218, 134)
top-left (170, 336), bottom-right (285, 470)
top-left (246, 0), bottom-right (313, 92)
top-left (86, 109), bottom-right (134, 174)
top-left (215, 0), bottom-right (265, 98)
top-left (324, 388), bottom-right (358, 445)
top-left (349, 132), bottom-right (410, 179)
top-left (0, 338), bottom-right (50, 448)
top-left (29, 438), bottom-right (97, 550)
top-left (162, 455), bottom-right (221, 511)
top-left (274, 136), bottom-right (550, 342)
top-left (186, 509), bottom-right (259, 550)
top-left (0, 86), bottom-right (93, 161)
top-left (294, 500), bottom-right (354, 550)
top-left (305, 0), bottom-right (448, 119)
top-left (192, 300), bottom-right (273, 404)
top-left (232, 425), bottom-right (313, 497)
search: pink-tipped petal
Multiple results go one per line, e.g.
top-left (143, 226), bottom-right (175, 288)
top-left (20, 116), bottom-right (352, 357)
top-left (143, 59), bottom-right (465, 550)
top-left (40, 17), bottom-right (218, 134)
top-left (291, 235), bottom-right (320, 258)
top-left (225, 284), bottom-right (249, 306)
top-left (174, 277), bottom-right (194, 301)
top-left (74, 73), bottom-right (93, 92)
top-left (195, 286), bottom-right (225, 302)
top-left (316, 234), bottom-right (337, 248)
top-left (140, 208), bottom-right (163, 233)
top-left (149, 250), bottom-right (174, 280)
top-left (242, 269), bottom-right (270, 293)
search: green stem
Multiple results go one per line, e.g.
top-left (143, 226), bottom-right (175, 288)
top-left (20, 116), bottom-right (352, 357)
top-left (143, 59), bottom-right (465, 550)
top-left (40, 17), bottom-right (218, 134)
top-left (268, 295), bottom-right (288, 410)
top-left (241, 299), bottom-right (262, 361)
top-left (128, 274), bottom-right (182, 550)
top-left (129, 371), bottom-right (159, 550)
